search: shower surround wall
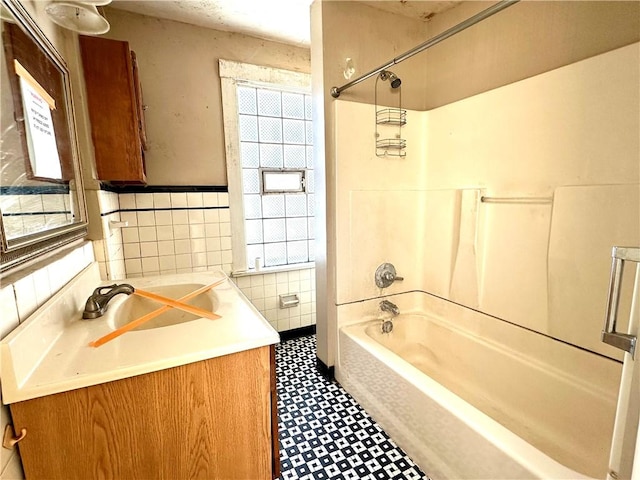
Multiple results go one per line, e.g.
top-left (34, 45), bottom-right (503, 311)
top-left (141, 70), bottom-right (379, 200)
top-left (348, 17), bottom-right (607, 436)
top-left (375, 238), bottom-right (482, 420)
top-left (331, 43), bottom-right (639, 478)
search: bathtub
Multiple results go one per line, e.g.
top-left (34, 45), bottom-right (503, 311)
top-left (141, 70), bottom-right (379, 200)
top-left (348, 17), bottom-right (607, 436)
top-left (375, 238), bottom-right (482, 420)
top-left (337, 313), bottom-right (615, 479)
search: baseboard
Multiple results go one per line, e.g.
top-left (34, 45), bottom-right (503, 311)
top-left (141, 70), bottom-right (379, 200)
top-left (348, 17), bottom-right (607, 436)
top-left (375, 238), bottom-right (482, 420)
top-left (279, 325), bottom-right (316, 342)
top-left (315, 357), bottom-right (335, 382)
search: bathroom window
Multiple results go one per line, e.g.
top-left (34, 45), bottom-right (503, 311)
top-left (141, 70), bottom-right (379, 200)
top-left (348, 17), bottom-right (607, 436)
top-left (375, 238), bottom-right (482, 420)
top-left (219, 60), bottom-right (313, 272)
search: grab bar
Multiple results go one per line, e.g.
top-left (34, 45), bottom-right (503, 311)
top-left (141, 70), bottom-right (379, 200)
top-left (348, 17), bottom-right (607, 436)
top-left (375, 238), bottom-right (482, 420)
top-left (480, 196), bottom-right (553, 204)
top-left (601, 246), bottom-right (639, 357)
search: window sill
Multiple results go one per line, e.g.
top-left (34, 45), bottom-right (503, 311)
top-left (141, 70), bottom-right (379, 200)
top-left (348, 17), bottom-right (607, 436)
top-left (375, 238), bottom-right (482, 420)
top-left (231, 262), bottom-right (315, 278)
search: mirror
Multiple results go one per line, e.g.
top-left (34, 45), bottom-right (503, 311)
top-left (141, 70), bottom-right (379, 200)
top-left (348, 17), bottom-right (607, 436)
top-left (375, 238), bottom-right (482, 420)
top-left (0, 0), bottom-right (87, 273)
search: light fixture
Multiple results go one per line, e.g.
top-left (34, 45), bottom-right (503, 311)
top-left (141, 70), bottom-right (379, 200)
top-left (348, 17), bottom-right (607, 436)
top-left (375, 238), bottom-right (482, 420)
top-left (45, 1), bottom-right (110, 35)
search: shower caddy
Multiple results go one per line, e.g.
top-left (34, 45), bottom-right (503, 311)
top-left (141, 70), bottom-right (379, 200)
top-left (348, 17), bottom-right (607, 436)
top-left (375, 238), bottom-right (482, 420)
top-left (374, 73), bottom-right (406, 158)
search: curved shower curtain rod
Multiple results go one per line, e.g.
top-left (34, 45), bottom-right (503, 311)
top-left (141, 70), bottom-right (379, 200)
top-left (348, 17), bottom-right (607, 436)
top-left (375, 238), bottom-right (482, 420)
top-left (330, 0), bottom-right (520, 98)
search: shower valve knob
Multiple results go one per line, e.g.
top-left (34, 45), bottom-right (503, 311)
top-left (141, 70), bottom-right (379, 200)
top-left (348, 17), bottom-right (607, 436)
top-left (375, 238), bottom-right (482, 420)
top-left (375, 263), bottom-right (403, 289)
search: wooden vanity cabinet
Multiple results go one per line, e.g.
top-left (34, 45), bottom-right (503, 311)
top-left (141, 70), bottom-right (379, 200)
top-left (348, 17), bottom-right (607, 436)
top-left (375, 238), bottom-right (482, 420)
top-left (79, 35), bottom-right (147, 183)
top-left (10, 345), bottom-right (280, 479)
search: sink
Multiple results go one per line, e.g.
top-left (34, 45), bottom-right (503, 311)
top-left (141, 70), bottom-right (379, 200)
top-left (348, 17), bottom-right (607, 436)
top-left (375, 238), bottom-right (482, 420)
top-left (108, 283), bottom-right (219, 330)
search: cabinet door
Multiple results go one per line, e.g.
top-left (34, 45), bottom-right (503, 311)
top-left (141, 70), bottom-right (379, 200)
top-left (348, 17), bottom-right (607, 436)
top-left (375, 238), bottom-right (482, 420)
top-left (79, 36), bottom-right (146, 183)
top-left (10, 347), bottom-right (274, 479)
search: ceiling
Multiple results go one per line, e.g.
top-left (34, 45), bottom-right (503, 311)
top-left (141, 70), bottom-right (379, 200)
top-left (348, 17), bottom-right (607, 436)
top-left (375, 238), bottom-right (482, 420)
top-left (109, 0), bottom-right (462, 47)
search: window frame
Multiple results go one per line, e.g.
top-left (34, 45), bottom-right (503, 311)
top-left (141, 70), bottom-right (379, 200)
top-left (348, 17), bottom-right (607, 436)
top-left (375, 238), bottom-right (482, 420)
top-left (219, 60), bottom-right (312, 273)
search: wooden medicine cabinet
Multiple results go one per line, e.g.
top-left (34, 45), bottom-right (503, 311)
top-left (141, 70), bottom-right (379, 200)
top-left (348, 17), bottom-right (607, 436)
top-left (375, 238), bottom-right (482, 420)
top-left (79, 35), bottom-right (147, 183)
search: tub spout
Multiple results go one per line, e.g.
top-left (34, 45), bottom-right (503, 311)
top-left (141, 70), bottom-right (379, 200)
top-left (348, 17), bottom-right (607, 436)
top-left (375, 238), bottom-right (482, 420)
top-left (379, 300), bottom-right (400, 317)
top-left (82, 284), bottom-right (134, 319)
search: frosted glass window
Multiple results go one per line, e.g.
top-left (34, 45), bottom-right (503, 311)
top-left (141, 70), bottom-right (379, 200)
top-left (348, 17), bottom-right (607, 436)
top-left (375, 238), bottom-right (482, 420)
top-left (307, 194), bottom-right (315, 216)
top-left (282, 92), bottom-right (305, 119)
top-left (258, 117), bottom-right (282, 143)
top-left (263, 218), bottom-right (286, 242)
top-left (306, 146), bottom-right (313, 168)
top-left (237, 87), bottom-right (257, 114)
top-left (244, 194), bottom-right (262, 219)
top-left (259, 144), bottom-right (283, 168)
top-left (240, 142), bottom-right (259, 168)
top-left (284, 145), bottom-right (306, 168)
top-left (285, 194), bottom-right (307, 217)
top-left (286, 218), bottom-right (307, 241)
top-left (283, 119), bottom-right (305, 144)
top-left (245, 219), bottom-right (264, 244)
top-left (262, 194), bottom-right (285, 217)
top-left (262, 170), bottom-right (304, 194)
top-left (305, 120), bottom-right (313, 145)
top-left (264, 242), bottom-right (287, 267)
top-left (287, 240), bottom-right (308, 264)
top-left (239, 115), bottom-right (258, 142)
top-left (242, 169), bottom-right (260, 194)
top-left (246, 244), bottom-right (264, 266)
top-left (236, 85), bottom-right (314, 269)
top-left (308, 217), bottom-right (314, 239)
top-left (257, 89), bottom-right (281, 117)
top-left (304, 95), bottom-right (312, 120)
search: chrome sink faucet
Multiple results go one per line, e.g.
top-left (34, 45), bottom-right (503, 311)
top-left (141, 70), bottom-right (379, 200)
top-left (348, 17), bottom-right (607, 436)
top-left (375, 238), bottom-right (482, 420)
top-left (82, 284), bottom-right (135, 319)
top-left (379, 300), bottom-right (400, 317)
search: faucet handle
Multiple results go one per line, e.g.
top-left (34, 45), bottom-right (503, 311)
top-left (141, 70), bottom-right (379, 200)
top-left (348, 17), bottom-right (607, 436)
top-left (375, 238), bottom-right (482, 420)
top-left (375, 263), bottom-right (403, 289)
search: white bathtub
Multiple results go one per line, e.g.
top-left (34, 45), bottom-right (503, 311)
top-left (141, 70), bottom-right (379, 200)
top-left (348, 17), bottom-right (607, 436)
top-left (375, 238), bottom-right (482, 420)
top-left (337, 313), bottom-right (614, 479)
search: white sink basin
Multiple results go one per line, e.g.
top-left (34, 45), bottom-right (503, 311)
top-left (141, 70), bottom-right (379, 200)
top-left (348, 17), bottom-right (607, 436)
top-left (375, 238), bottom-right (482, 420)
top-left (107, 283), bottom-right (219, 330)
top-left (0, 265), bottom-right (280, 404)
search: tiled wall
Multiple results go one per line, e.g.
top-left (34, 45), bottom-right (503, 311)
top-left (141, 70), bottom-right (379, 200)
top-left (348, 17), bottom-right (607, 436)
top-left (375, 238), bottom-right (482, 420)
top-left (0, 242), bottom-right (95, 480)
top-left (232, 269), bottom-right (316, 332)
top-left (92, 189), bottom-right (316, 333)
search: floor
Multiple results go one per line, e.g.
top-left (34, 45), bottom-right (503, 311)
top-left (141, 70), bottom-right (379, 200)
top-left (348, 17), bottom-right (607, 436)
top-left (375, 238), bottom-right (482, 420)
top-left (275, 335), bottom-right (428, 480)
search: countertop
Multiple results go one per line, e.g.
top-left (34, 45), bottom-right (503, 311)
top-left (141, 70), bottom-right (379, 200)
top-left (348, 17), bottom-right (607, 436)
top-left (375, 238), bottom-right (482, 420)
top-left (1, 264), bottom-right (280, 404)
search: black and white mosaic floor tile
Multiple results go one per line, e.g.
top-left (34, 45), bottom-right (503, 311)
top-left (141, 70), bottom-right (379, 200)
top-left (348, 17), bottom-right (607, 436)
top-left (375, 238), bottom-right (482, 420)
top-left (276, 335), bottom-right (429, 480)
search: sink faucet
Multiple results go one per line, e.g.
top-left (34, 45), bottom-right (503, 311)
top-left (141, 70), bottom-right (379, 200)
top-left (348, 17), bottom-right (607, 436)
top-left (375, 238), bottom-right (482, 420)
top-left (379, 299), bottom-right (400, 317)
top-left (82, 284), bottom-right (135, 319)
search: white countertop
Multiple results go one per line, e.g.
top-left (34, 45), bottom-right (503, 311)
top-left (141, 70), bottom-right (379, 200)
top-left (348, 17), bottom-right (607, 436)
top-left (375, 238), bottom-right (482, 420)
top-left (1, 264), bottom-right (280, 404)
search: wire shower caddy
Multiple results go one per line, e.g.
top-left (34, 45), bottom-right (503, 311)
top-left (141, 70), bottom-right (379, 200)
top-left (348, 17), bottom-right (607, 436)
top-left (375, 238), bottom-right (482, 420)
top-left (374, 75), bottom-right (406, 158)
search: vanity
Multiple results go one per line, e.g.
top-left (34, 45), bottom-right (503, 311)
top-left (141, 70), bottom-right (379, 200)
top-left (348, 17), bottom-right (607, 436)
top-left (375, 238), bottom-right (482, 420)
top-left (1, 264), bottom-right (281, 479)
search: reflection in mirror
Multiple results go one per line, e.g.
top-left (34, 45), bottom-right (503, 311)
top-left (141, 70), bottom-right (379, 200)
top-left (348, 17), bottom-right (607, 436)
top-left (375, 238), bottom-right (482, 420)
top-left (0, 0), bottom-right (86, 272)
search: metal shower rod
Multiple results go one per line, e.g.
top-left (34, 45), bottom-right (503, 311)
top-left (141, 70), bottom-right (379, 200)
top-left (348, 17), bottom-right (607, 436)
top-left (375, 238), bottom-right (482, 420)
top-left (330, 0), bottom-right (520, 98)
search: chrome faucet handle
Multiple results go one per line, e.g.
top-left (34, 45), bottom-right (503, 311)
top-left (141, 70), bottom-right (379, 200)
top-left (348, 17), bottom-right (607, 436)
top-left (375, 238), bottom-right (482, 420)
top-left (375, 263), bottom-right (403, 289)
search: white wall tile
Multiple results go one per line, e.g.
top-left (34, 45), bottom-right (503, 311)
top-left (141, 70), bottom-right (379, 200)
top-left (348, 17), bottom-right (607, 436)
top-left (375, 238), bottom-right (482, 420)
top-left (0, 287), bottom-right (19, 339)
top-left (135, 193), bottom-right (154, 209)
top-left (125, 258), bottom-right (142, 275)
top-left (141, 257), bottom-right (160, 274)
top-left (175, 239), bottom-right (191, 254)
top-left (121, 227), bottom-right (139, 243)
top-left (13, 274), bottom-right (37, 322)
top-left (202, 192), bottom-right (218, 207)
top-left (140, 242), bottom-right (159, 257)
top-left (170, 192), bottom-right (188, 208)
top-left (159, 255), bottom-right (177, 271)
top-left (187, 192), bottom-right (203, 207)
top-left (119, 194), bottom-right (137, 210)
top-left (218, 193), bottom-right (229, 207)
top-left (156, 226), bottom-right (174, 241)
top-left (188, 210), bottom-right (205, 224)
top-left (204, 210), bottom-right (220, 223)
top-left (124, 243), bottom-right (141, 259)
top-left (173, 225), bottom-right (189, 240)
top-left (172, 210), bottom-right (189, 225)
top-left (155, 210), bottom-right (172, 226)
top-left (138, 227), bottom-right (157, 242)
top-left (154, 193), bottom-right (171, 208)
top-left (137, 211), bottom-right (156, 227)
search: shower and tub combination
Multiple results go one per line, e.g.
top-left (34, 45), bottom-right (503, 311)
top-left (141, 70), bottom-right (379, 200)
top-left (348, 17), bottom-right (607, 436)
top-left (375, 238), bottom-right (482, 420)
top-left (336, 264), bottom-right (620, 479)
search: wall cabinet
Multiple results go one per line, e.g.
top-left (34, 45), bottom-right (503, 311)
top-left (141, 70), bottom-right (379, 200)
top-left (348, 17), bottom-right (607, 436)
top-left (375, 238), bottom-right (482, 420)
top-left (10, 346), bottom-right (279, 479)
top-left (79, 35), bottom-right (147, 183)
